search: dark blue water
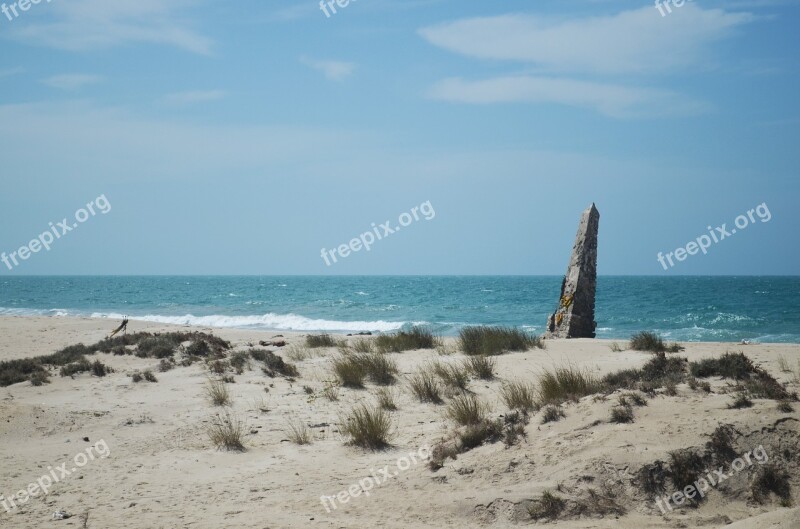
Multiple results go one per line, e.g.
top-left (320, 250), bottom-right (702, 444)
top-left (0, 276), bottom-right (798, 343)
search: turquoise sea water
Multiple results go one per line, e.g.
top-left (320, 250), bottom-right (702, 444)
top-left (0, 276), bottom-right (798, 343)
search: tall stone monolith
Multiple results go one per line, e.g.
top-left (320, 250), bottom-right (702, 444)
top-left (545, 203), bottom-right (599, 339)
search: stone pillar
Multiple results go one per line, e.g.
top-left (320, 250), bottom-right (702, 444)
top-left (545, 203), bottom-right (599, 339)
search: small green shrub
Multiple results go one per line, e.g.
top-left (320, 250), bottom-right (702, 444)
top-left (433, 361), bottom-right (470, 391)
top-left (610, 405), bottom-right (634, 423)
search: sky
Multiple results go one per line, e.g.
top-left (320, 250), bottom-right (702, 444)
top-left (0, 0), bottom-right (798, 276)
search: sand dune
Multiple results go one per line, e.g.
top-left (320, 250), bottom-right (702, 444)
top-left (1, 316), bottom-right (798, 529)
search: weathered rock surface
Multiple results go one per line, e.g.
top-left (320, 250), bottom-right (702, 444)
top-left (546, 203), bottom-right (599, 339)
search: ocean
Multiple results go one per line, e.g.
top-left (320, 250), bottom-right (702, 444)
top-left (0, 276), bottom-right (798, 343)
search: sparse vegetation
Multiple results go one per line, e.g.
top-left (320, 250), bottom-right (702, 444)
top-left (618, 392), bottom-right (647, 407)
top-left (376, 387), bottom-right (397, 410)
top-left (341, 404), bottom-right (393, 449)
top-left (609, 342), bottom-right (623, 352)
top-left (465, 355), bottom-right (495, 380)
top-left (777, 400), bottom-right (794, 412)
top-left (630, 331), bottom-right (683, 353)
top-left (458, 418), bottom-right (503, 450)
top-left (285, 419), bottom-right (312, 445)
top-left (249, 349), bottom-right (299, 378)
top-left (229, 351), bottom-right (250, 374)
top-left (331, 355), bottom-right (366, 388)
top-left (537, 365), bottom-right (600, 406)
top-left (306, 334), bottom-right (337, 348)
top-left (541, 405), bottom-right (566, 424)
top-left (408, 369), bottom-right (443, 404)
top-left (60, 360), bottom-right (93, 377)
top-left (376, 327), bottom-right (438, 353)
top-left (432, 361), bottom-right (469, 391)
top-left (601, 353), bottom-right (688, 393)
top-left (446, 394), bottom-right (488, 426)
top-left (751, 464), bottom-right (792, 504)
top-left (459, 326), bottom-right (542, 356)
top-left (610, 404), bottom-right (634, 423)
top-left (322, 383), bottom-right (339, 401)
top-left (206, 379), bottom-right (231, 406)
top-left (528, 491), bottom-right (566, 521)
top-left (350, 339), bottom-right (375, 354)
top-left (729, 393), bottom-right (753, 409)
top-left (158, 358), bottom-right (174, 372)
top-left (501, 380), bottom-right (538, 412)
top-left (29, 370), bottom-right (50, 386)
top-left (691, 352), bottom-right (755, 380)
top-left (207, 410), bottom-right (245, 451)
top-left (668, 449), bottom-right (705, 495)
top-left (284, 343), bottom-right (317, 362)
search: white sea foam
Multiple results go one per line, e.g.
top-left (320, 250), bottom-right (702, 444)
top-left (89, 311), bottom-right (418, 332)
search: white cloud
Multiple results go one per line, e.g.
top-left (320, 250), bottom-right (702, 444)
top-left (4, 0), bottom-right (212, 55)
top-left (161, 90), bottom-right (226, 105)
top-left (419, 6), bottom-right (755, 74)
top-left (42, 74), bottom-right (104, 90)
top-left (428, 76), bottom-right (708, 118)
top-left (300, 57), bottom-right (356, 81)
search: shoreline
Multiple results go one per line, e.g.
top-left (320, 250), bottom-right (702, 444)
top-left (1, 314), bottom-right (797, 352)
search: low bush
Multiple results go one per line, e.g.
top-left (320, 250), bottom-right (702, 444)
top-left (341, 404), bottom-right (393, 449)
top-left (376, 327), bottom-right (437, 353)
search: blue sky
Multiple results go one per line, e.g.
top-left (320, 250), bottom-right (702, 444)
top-left (0, 0), bottom-right (798, 275)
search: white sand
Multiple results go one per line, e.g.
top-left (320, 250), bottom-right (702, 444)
top-left (0, 316), bottom-right (798, 528)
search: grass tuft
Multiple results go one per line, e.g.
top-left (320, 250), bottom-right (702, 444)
top-left (537, 365), bottom-right (600, 406)
top-left (341, 404), bottom-right (393, 449)
top-left (630, 331), bottom-right (684, 353)
top-left (285, 419), bottom-right (312, 445)
top-left (540, 405), bottom-right (565, 424)
top-left (528, 491), bottom-right (566, 521)
top-left (464, 355), bottom-right (495, 380)
top-left (375, 327), bottom-right (438, 353)
top-left (207, 410), bottom-right (245, 451)
top-left (306, 334), bottom-right (337, 348)
top-left (459, 326), bottom-right (543, 356)
top-left (206, 379), bottom-right (231, 406)
top-left (408, 369), bottom-right (443, 404)
top-left (446, 394), bottom-right (488, 426)
top-left (501, 380), bottom-right (538, 412)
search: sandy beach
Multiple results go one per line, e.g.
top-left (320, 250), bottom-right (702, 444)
top-left (0, 316), bottom-right (798, 529)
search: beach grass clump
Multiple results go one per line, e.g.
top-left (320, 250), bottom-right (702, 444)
top-left (668, 449), bottom-right (706, 494)
top-left (446, 394), bottom-right (488, 426)
top-left (777, 400), bottom-right (794, 413)
top-left (458, 418), bottom-right (504, 450)
top-left (361, 353), bottom-right (399, 385)
top-left (537, 365), bottom-right (601, 406)
top-left (143, 370), bottom-right (157, 382)
top-left (206, 379), bottom-right (231, 406)
top-left (350, 339), bottom-right (375, 354)
top-left (751, 464), bottom-right (792, 504)
top-left (285, 419), bottom-right (312, 445)
top-left (306, 334), bottom-right (337, 348)
top-left (207, 410), bottom-right (245, 451)
top-left (340, 404), bottom-right (393, 449)
top-left (630, 331), bottom-right (684, 353)
top-left (331, 352), bottom-right (398, 387)
top-left (464, 355), bottom-right (495, 380)
top-left (610, 404), bottom-right (635, 423)
top-left (618, 392), bottom-right (648, 407)
top-left (602, 353), bottom-right (688, 393)
top-left (376, 387), bottom-right (397, 411)
top-left (408, 369), bottom-right (443, 404)
top-left (690, 352), bottom-right (755, 380)
top-left (249, 349), bottom-right (298, 378)
top-left (229, 351), bottom-right (250, 374)
top-left (729, 393), bottom-right (753, 409)
top-left (540, 405), bottom-right (566, 424)
top-left (331, 354), bottom-right (367, 388)
top-left (432, 361), bottom-right (470, 391)
top-left (528, 491), bottom-right (566, 521)
top-left (501, 380), bottom-right (538, 412)
top-left (691, 352), bottom-right (795, 401)
top-left (459, 326), bottom-right (542, 356)
top-left (375, 327), bottom-right (438, 353)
